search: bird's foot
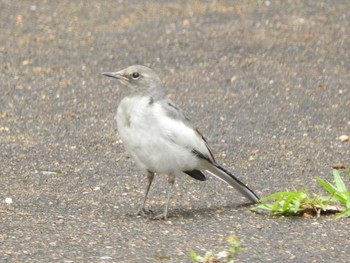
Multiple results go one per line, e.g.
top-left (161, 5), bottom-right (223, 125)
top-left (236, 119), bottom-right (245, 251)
top-left (137, 208), bottom-right (153, 217)
top-left (151, 213), bottom-right (168, 221)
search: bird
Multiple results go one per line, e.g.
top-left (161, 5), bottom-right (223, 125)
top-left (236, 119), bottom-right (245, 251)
top-left (102, 65), bottom-right (259, 219)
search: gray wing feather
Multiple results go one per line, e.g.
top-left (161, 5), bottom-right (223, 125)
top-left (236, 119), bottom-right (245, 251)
top-left (160, 99), bottom-right (191, 123)
top-left (160, 98), bottom-right (216, 163)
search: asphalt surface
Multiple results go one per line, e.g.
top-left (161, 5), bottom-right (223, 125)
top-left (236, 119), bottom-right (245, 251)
top-left (1, 1), bottom-right (349, 262)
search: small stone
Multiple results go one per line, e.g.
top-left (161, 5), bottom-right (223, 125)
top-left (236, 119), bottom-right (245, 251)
top-left (100, 256), bottom-right (112, 260)
top-left (5, 197), bottom-right (13, 204)
top-left (216, 251), bottom-right (228, 260)
top-left (339, 135), bottom-right (349, 142)
top-left (182, 19), bottom-right (190, 26)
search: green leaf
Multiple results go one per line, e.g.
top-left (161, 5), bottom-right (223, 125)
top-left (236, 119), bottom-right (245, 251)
top-left (259, 191), bottom-right (289, 202)
top-left (255, 203), bottom-right (273, 211)
top-left (333, 191), bottom-right (349, 205)
top-left (317, 177), bottom-right (337, 194)
top-left (282, 194), bottom-right (296, 213)
top-left (333, 169), bottom-right (347, 192)
top-left (272, 199), bottom-right (282, 212)
top-left (189, 250), bottom-right (200, 262)
top-left (347, 196), bottom-right (350, 209)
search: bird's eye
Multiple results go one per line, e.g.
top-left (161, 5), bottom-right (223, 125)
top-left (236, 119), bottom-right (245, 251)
top-left (131, 72), bottom-right (140, 79)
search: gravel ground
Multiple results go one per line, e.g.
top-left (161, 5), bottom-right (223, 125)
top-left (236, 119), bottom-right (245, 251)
top-left (1, 1), bottom-right (349, 262)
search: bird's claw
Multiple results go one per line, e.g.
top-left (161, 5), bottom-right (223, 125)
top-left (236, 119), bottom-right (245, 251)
top-left (137, 208), bottom-right (153, 217)
top-left (151, 213), bottom-right (168, 220)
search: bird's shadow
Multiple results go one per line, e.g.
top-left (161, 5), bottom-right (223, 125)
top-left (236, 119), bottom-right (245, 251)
top-left (127, 202), bottom-right (255, 221)
top-left (172, 202), bottom-right (255, 219)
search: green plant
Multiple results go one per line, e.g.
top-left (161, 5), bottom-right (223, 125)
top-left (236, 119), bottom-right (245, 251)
top-left (190, 236), bottom-right (242, 263)
top-left (251, 188), bottom-right (328, 216)
top-left (189, 250), bottom-right (214, 263)
top-left (225, 236), bottom-right (242, 262)
top-left (317, 169), bottom-right (350, 218)
top-left (252, 169), bottom-right (350, 218)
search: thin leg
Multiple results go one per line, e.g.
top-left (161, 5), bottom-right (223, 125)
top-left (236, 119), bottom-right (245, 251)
top-left (163, 174), bottom-right (175, 220)
top-left (138, 171), bottom-right (154, 216)
top-left (153, 173), bottom-right (175, 220)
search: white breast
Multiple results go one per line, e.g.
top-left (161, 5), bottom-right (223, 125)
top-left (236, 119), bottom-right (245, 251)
top-left (116, 96), bottom-right (201, 174)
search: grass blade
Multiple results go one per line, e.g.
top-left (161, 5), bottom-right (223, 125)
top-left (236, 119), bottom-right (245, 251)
top-left (333, 169), bottom-right (347, 192)
top-left (316, 178), bottom-right (337, 194)
top-left (259, 191), bottom-right (293, 202)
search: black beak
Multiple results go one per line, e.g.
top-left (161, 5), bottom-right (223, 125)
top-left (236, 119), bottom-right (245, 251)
top-left (102, 72), bottom-right (128, 81)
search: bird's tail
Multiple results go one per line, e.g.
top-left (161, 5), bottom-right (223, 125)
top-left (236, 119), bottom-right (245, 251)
top-left (202, 162), bottom-right (260, 203)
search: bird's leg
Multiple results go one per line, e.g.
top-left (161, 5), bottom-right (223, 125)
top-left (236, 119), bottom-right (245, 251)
top-left (152, 173), bottom-right (175, 220)
top-left (137, 171), bottom-right (154, 216)
top-left (163, 174), bottom-right (175, 220)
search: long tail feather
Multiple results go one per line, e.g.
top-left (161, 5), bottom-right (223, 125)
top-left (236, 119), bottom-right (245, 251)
top-left (202, 162), bottom-right (259, 203)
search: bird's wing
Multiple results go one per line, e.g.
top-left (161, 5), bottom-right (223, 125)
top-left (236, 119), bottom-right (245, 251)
top-left (156, 98), bottom-right (215, 163)
top-left (156, 98), bottom-right (259, 203)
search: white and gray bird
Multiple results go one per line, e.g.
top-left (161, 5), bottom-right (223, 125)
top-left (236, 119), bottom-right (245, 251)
top-left (103, 65), bottom-right (259, 219)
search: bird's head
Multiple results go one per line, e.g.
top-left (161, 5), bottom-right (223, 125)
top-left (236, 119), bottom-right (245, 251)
top-left (102, 65), bottom-right (162, 94)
